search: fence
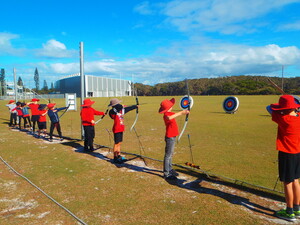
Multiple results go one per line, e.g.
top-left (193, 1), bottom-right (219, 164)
top-left (0, 94), bottom-right (65, 101)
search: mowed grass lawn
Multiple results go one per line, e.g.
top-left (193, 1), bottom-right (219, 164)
top-left (0, 95), bottom-right (282, 224)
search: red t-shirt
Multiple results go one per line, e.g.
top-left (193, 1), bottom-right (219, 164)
top-left (39, 110), bottom-right (48, 122)
top-left (81, 107), bottom-right (104, 126)
top-left (163, 112), bottom-right (179, 138)
top-left (272, 112), bottom-right (300, 154)
top-left (13, 107), bottom-right (23, 116)
top-left (110, 109), bottom-right (125, 133)
top-left (28, 103), bottom-right (40, 115)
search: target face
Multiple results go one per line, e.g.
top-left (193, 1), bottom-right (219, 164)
top-left (293, 95), bottom-right (300, 105)
top-left (180, 95), bottom-right (194, 110)
top-left (223, 96), bottom-right (239, 113)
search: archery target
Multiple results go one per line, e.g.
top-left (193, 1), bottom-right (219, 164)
top-left (180, 95), bottom-right (194, 110)
top-left (293, 95), bottom-right (300, 105)
top-left (223, 96), bottom-right (239, 113)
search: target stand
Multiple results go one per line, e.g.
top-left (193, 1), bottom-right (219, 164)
top-left (223, 96), bottom-right (239, 114)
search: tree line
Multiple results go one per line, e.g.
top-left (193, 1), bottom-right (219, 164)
top-left (0, 67), bottom-right (56, 95)
top-left (134, 76), bottom-right (300, 96)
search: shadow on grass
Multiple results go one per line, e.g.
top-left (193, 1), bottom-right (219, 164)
top-left (166, 176), bottom-right (277, 218)
top-left (72, 146), bottom-right (163, 178)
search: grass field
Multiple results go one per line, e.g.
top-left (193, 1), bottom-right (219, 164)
top-left (0, 95), bottom-right (287, 224)
top-left (50, 95), bottom-right (279, 189)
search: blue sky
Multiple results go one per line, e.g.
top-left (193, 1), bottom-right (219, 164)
top-left (1, 0), bottom-right (300, 88)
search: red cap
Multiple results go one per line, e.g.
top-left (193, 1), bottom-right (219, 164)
top-left (47, 103), bottom-right (56, 109)
top-left (159, 98), bottom-right (175, 114)
top-left (32, 98), bottom-right (40, 102)
top-left (8, 100), bottom-right (15, 104)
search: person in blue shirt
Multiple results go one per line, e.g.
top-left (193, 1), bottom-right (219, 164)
top-left (47, 103), bottom-right (68, 142)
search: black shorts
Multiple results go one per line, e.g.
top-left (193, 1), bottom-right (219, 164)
top-left (278, 151), bottom-right (300, 183)
top-left (38, 122), bottom-right (47, 130)
top-left (31, 115), bottom-right (40, 122)
top-left (114, 132), bottom-right (123, 144)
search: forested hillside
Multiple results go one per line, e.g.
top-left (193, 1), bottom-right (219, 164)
top-left (135, 76), bottom-right (300, 96)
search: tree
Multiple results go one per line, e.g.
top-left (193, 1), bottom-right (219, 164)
top-left (43, 80), bottom-right (48, 91)
top-left (0, 68), bottom-right (5, 95)
top-left (17, 76), bottom-right (23, 86)
top-left (34, 67), bottom-right (40, 91)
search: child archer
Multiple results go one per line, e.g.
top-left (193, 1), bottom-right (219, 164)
top-left (21, 103), bottom-right (32, 130)
top-left (80, 98), bottom-right (105, 152)
top-left (37, 104), bottom-right (48, 138)
top-left (108, 98), bottom-right (138, 164)
top-left (47, 103), bottom-right (68, 142)
top-left (159, 98), bottom-right (189, 180)
top-left (270, 95), bottom-right (300, 221)
top-left (27, 98), bottom-right (40, 134)
top-left (6, 100), bottom-right (17, 127)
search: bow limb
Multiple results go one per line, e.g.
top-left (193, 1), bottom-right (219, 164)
top-left (130, 85), bottom-right (139, 131)
top-left (59, 104), bottom-right (70, 119)
top-left (178, 79), bottom-right (191, 142)
top-left (95, 108), bottom-right (109, 124)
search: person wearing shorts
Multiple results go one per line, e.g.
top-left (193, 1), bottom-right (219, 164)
top-left (108, 98), bottom-right (138, 164)
top-left (27, 98), bottom-right (40, 134)
top-left (37, 104), bottom-right (48, 138)
top-left (270, 95), bottom-right (300, 221)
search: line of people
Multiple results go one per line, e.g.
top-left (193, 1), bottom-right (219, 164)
top-left (6, 98), bottom-right (68, 142)
top-left (6, 97), bottom-right (189, 175)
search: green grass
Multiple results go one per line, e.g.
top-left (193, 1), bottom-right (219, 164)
top-left (0, 95), bottom-right (282, 224)
top-left (3, 95), bottom-right (280, 189)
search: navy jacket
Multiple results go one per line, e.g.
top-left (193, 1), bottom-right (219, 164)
top-left (47, 107), bottom-right (67, 123)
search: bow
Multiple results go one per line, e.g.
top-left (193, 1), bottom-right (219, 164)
top-left (130, 83), bottom-right (139, 131)
top-left (178, 79), bottom-right (191, 142)
top-left (95, 108), bottom-right (109, 124)
top-left (59, 104), bottom-right (70, 119)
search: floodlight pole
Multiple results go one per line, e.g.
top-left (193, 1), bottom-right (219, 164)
top-left (281, 65), bottom-right (284, 91)
top-left (80, 42), bottom-right (85, 140)
top-left (13, 68), bottom-right (17, 102)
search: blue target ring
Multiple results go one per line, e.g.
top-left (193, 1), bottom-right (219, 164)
top-left (223, 96), bottom-right (239, 113)
top-left (180, 95), bottom-right (194, 110)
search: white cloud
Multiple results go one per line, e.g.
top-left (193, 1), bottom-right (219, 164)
top-left (133, 1), bottom-right (154, 15)
top-left (36, 39), bottom-right (76, 58)
top-left (278, 20), bottom-right (300, 31)
top-left (160, 0), bottom-right (300, 34)
top-left (0, 32), bottom-right (24, 55)
top-left (45, 43), bottom-right (300, 84)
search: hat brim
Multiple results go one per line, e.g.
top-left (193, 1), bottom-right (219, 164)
top-left (159, 98), bottom-right (175, 114)
top-left (82, 101), bottom-right (95, 107)
top-left (270, 103), bottom-right (300, 111)
top-left (108, 100), bottom-right (122, 107)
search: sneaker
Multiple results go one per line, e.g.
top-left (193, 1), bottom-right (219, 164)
top-left (294, 210), bottom-right (300, 218)
top-left (113, 155), bottom-right (126, 164)
top-left (120, 156), bottom-right (127, 162)
top-left (49, 139), bottom-right (53, 142)
top-left (113, 157), bottom-right (123, 164)
top-left (275, 209), bottom-right (296, 221)
top-left (60, 138), bottom-right (64, 141)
